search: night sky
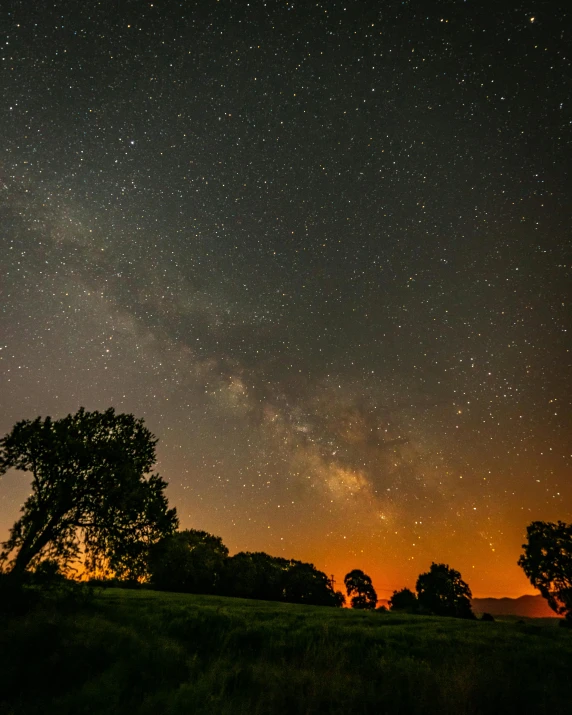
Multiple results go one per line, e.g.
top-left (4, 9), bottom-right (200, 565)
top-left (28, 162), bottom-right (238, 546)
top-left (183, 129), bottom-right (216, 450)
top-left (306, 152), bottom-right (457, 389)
top-left (1, 0), bottom-right (571, 599)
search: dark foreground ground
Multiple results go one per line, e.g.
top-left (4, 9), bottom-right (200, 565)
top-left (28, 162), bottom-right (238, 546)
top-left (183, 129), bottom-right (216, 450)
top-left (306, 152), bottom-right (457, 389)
top-left (1, 588), bottom-right (571, 715)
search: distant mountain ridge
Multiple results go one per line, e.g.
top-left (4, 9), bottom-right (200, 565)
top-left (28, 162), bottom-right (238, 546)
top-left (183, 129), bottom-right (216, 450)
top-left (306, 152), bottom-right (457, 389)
top-left (471, 595), bottom-right (559, 618)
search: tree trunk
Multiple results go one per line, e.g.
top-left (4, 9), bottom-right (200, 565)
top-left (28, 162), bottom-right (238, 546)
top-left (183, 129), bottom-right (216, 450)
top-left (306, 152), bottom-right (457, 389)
top-left (9, 521), bottom-right (56, 580)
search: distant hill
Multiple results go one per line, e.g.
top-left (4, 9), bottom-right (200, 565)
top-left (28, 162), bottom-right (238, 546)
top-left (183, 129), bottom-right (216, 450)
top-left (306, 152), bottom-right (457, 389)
top-left (377, 595), bottom-right (559, 618)
top-left (471, 595), bottom-right (560, 618)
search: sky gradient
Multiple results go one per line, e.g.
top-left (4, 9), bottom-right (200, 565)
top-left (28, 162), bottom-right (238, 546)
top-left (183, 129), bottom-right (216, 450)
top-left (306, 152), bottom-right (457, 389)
top-left (1, 0), bottom-right (571, 598)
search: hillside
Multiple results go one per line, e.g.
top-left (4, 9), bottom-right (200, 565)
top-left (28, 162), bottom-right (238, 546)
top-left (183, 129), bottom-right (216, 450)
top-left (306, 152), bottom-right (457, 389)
top-left (1, 588), bottom-right (571, 715)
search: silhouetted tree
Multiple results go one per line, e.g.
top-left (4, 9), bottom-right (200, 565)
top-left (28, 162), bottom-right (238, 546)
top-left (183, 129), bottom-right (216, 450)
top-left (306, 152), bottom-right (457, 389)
top-left (389, 587), bottom-right (418, 612)
top-left (0, 408), bottom-right (178, 580)
top-left (148, 530), bottom-right (229, 593)
top-left (481, 612), bottom-right (495, 622)
top-left (283, 560), bottom-right (345, 606)
top-left (518, 520), bottom-right (572, 623)
top-left (416, 563), bottom-right (474, 619)
top-left (344, 569), bottom-right (377, 609)
top-left (221, 552), bottom-right (287, 601)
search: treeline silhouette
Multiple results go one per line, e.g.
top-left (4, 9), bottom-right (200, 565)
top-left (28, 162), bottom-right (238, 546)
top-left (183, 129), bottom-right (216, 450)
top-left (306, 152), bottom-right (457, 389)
top-left (2, 409), bottom-right (570, 623)
top-left (145, 529), bottom-right (345, 607)
top-left (143, 529), bottom-right (477, 619)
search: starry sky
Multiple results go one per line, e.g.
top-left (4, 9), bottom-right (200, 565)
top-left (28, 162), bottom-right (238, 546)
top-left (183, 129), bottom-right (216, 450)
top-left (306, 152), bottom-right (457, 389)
top-left (1, 0), bottom-right (571, 599)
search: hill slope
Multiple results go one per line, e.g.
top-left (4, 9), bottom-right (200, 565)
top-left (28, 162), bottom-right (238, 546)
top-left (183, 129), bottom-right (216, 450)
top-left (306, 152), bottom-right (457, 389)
top-left (1, 588), bottom-right (571, 715)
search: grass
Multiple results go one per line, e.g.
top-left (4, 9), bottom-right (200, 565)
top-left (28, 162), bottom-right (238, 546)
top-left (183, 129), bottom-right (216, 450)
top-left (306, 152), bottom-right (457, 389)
top-left (1, 587), bottom-right (571, 714)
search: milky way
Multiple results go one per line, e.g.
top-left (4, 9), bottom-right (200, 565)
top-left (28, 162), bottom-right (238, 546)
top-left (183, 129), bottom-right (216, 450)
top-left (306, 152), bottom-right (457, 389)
top-left (1, 1), bottom-right (571, 597)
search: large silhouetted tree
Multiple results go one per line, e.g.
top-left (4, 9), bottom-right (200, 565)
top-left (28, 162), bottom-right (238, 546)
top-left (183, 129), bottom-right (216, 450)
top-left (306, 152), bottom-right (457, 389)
top-left (0, 408), bottom-right (178, 580)
top-left (148, 529), bottom-right (229, 593)
top-left (416, 563), bottom-right (474, 619)
top-left (344, 569), bottom-right (377, 609)
top-left (518, 520), bottom-right (572, 622)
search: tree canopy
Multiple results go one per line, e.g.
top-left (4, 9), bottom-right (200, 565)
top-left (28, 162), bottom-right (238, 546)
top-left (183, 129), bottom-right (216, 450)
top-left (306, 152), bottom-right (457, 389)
top-left (344, 569), bottom-right (377, 609)
top-left (0, 408), bottom-right (178, 579)
top-left (389, 587), bottom-right (418, 612)
top-left (220, 551), bottom-right (344, 606)
top-left (282, 560), bottom-right (345, 607)
top-left (148, 529), bottom-right (229, 594)
top-left (518, 520), bottom-right (572, 622)
top-left (416, 563), bottom-right (474, 619)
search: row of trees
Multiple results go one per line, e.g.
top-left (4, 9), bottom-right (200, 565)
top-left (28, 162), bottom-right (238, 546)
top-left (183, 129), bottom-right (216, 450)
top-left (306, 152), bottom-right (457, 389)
top-left (343, 563), bottom-right (474, 619)
top-left (148, 530), bottom-right (345, 606)
top-left (389, 563), bottom-right (474, 618)
top-left (0, 409), bottom-right (570, 622)
top-left (147, 531), bottom-right (476, 618)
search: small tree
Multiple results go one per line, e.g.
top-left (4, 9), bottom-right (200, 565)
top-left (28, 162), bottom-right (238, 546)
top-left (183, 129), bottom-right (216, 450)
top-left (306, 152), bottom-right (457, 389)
top-left (0, 408), bottom-right (178, 580)
top-left (389, 587), bottom-right (418, 612)
top-left (416, 563), bottom-right (474, 619)
top-left (148, 529), bottom-right (229, 593)
top-left (518, 520), bottom-right (572, 622)
top-left (344, 569), bottom-right (377, 610)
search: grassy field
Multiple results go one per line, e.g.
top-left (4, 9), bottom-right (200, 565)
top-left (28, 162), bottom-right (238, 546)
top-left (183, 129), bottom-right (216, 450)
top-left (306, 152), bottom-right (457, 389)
top-left (1, 588), bottom-right (571, 715)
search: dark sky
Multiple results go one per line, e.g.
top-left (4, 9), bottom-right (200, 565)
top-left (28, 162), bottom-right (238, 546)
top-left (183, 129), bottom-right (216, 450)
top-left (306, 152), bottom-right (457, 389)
top-left (1, 0), bottom-right (570, 597)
